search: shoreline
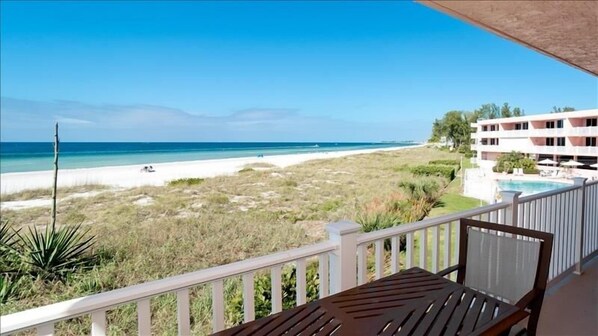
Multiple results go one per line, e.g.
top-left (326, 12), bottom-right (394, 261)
top-left (1, 144), bottom-right (424, 194)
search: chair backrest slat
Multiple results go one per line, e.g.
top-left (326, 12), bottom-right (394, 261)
top-left (464, 228), bottom-right (540, 303)
top-left (458, 218), bottom-right (553, 335)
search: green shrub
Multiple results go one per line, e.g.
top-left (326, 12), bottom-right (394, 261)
top-left (0, 221), bottom-right (21, 274)
top-left (168, 178), bottom-right (205, 187)
top-left (356, 212), bottom-right (405, 251)
top-left (238, 168), bottom-right (254, 173)
top-left (428, 159), bottom-right (459, 166)
top-left (227, 263), bottom-right (320, 325)
top-left (0, 275), bottom-right (21, 303)
top-left (398, 180), bottom-right (442, 222)
top-left (493, 151), bottom-right (538, 174)
top-left (15, 224), bottom-right (96, 280)
top-left (356, 212), bottom-right (401, 233)
top-left (410, 165), bottom-right (456, 181)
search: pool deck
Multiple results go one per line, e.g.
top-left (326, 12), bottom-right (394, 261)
top-left (463, 165), bottom-right (595, 203)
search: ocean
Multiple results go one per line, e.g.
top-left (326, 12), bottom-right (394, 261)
top-left (0, 142), bottom-right (415, 174)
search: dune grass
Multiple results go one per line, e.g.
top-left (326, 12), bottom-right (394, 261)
top-left (1, 146), bottom-right (470, 334)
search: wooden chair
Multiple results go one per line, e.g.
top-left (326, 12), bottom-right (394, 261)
top-left (438, 218), bottom-right (553, 335)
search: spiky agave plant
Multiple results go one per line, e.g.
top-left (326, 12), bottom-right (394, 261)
top-left (0, 220), bottom-right (21, 274)
top-left (16, 224), bottom-right (96, 280)
top-left (0, 275), bottom-right (21, 303)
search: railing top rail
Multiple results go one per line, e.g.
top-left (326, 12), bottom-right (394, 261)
top-left (586, 179), bottom-right (598, 187)
top-left (0, 241), bottom-right (337, 334)
top-left (518, 184), bottom-right (579, 203)
top-left (356, 202), bottom-right (509, 245)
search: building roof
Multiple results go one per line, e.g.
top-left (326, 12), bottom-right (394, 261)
top-left (417, 1), bottom-right (598, 76)
top-left (473, 109), bottom-right (598, 125)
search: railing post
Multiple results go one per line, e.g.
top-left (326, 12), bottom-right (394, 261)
top-left (501, 191), bottom-right (522, 226)
top-left (573, 177), bottom-right (587, 275)
top-left (326, 220), bottom-right (361, 294)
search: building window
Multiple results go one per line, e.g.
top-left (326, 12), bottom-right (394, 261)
top-left (481, 139), bottom-right (488, 145)
top-left (522, 122), bottom-right (528, 130)
top-left (514, 122), bottom-right (529, 130)
top-left (557, 120), bottom-right (564, 128)
top-left (490, 125), bottom-right (497, 131)
top-left (482, 125), bottom-right (488, 132)
top-left (515, 123), bottom-right (521, 130)
top-left (490, 139), bottom-right (495, 145)
top-left (546, 121), bottom-right (555, 129)
top-left (586, 137), bottom-right (597, 147)
top-left (557, 137), bottom-right (565, 146)
top-left (546, 138), bottom-right (554, 146)
top-left (586, 118), bottom-right (598, 127)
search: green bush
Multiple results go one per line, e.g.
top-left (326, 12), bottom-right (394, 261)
top-left (15, 224), bottom-right (96, 280)
top-left (238, 168), bottom-right (254, 173)
top-left (428, 159), bottom-right (459, 166)
top-left (410, 165), bottom-right (456, 181)
top-left (356, 212), bottom-right (401, 233)
top-left (493, 151), bottom-right (538, 174)
top-left (168, 178), bottom-right (205, 187)
top-left (355, 212), bottom-right (405, 251)
top-left (227, 263), bottom-right (320, 325)
top-left (0, 275), bottom-right (21, 304)
top-left (0, 221), bottom-right (21, 275)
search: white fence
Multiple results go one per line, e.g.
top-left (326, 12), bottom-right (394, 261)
top-left (2, 179), bottom-right (597, 335)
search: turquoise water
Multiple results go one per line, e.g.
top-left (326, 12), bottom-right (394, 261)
top-left (0, 142), bottom-right (416, 173)
top-left (497, 180), bottom-right (569, 196)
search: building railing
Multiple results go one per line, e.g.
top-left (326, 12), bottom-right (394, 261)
top-left (472, 144), bottom-right (598, 156)
top-left (472, 126), bottom-right (598, 138)
top-left (2, 179), bottom-right (597, 336)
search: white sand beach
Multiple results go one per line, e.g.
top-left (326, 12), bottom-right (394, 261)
top-left (0, 144), bottom-right (423, 195)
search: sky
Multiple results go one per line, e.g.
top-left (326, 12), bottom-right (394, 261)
top-left (1, 1), bottom-right (596, 142)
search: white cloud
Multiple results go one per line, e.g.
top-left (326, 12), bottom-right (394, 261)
top-left (54, 116), bottom-right (94, 124)
top-left (0, 97), bottom-right (408, 142)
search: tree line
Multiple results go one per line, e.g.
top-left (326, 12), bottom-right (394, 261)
top-left (428, 104), bottom-right (576, 151)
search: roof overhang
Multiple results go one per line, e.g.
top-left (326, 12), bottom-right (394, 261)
top-left (417, 1), bottom-right (598, 76)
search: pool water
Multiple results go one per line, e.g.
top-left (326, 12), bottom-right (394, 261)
top-left (497, 180), bottom-right (569, 196)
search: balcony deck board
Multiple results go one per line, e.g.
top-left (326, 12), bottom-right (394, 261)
top-left (535, 257), bottom-right (598, 335)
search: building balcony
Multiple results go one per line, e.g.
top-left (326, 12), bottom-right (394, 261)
top-left (473, 126), bottom-right (598, 139)
top-left (473, 144), bottom-right (598, 156)
top-left (568, 126), bottom-right (598, 136)
top-left (2, 181), bottom-right (597, 336)
top-left (533, 145), bottom-right (598, 156)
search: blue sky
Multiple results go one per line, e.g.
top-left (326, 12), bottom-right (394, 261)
top-left (1, 1), bottom-right (596, 142)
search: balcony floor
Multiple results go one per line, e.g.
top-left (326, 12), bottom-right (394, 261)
top-left (535, 257), bottom-right (598, 335)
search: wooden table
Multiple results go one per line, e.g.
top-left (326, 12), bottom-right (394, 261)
top-left (214, 267), bottom-right (528, 336)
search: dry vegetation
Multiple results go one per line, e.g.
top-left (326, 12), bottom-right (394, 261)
top-left (1, 146), bottom-right (470, 335)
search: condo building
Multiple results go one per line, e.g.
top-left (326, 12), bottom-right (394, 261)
top-left (471, 109), bottom-right (598, 167)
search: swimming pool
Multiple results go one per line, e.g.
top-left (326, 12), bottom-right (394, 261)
top-left (497, 180), bottom-right (569, 196)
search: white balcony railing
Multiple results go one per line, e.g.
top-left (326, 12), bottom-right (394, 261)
top-left (473, 126), bottom-right (597, 139)
top-left (2, 179), bottom-right (597, 336)
top-left (474, 144), bottom-right (598, 156)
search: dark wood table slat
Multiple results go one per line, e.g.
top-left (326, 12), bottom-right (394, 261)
top-left (213, 268), bottom-right (527, 336)
top-left (426, 288), bottom-right (466, 336)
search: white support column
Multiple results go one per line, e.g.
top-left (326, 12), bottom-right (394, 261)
top-left (501, 191), bottom-right (522, 226)
top-left (573, 177), bottom-right (587, 275)
top-left (326, 220), bottom-right (361, 294)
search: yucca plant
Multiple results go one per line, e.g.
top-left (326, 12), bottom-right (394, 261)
top-left (0, 275), bottom-right (20, 303)
top-left (16, 224), bottom-right (96, 280)
top-left (0, 220), bottom-right (22, 275)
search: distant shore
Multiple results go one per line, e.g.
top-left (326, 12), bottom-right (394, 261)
top-left (0, 144), bottom-right (423, 194)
